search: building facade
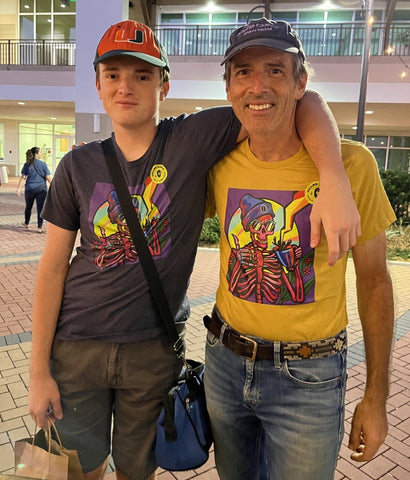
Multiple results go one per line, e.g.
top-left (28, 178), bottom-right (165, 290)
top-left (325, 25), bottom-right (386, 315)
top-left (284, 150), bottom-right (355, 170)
top-left (0, 0), bottom-right (409, 175)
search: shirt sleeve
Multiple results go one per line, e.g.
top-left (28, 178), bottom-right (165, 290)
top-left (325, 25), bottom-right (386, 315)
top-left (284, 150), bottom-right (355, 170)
top-left (343, 141), bottom-right (396, 244)
top-left (41, 151), bottom-right (80, 231)
top-left (173, 106), bottom-right (241, 168)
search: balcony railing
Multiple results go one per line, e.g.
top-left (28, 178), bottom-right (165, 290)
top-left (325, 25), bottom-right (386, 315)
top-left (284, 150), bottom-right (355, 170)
top-left (0, 39), bottom-right (75, 66)
top-left (0, 22), bottom-right (408, 67)
top-left (155, 22), bottom-right (410, 58)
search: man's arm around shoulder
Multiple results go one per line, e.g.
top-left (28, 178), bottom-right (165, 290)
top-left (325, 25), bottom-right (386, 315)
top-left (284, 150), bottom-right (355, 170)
top-left (349, 231), bottom-right (394, 461)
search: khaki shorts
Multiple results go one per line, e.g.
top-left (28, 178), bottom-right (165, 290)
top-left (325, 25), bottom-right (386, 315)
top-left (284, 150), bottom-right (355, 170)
top-left (50, 335), bottom-right (184, 480)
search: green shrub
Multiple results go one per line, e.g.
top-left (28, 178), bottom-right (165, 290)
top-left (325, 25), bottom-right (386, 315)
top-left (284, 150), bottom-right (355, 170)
top-left (200, 217), bottom-right (221, 245)
top-left (380, 169), bottom-right (410, 225)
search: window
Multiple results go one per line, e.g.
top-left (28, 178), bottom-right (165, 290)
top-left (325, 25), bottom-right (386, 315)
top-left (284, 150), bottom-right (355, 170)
top-left (36, 15), bottom-right (52, 40)
top-left (212, 13), bottom-right (236, 25)
top-left (157, 6), bottom-right (410, 58)
top-left (19, 123), bottom-right (75, 174)
top-left (388, 136), bottom-right (410, 172)
top-left (53, 0), bottom-right (75, 14)
top-left (342, 135), bottom-right (410, 172)
top-left (19, 0), bottom-right (76, 40)
top-left (271, 12), bottom-right (297, 23)
top-left (327, 11), bottom-right (354, 22)
top-left (369, 149), bottom-right (387, 170)
top-left (238, 12), bottom-right (265, 24)
top-left (393, 10), bottom-right (410, 21)
top-left (388, 150), bottom-right (410, 171)
top-left (299, 12), bottom-right (325, 23)
top-left (364, 136), bottom-right (410, 171)
top-left (390, 137), bottom-right (410, 148)
top-left (366, 136), bottom-right (388, 147)
top-left (366, 136), bottom-right (388, 169)
top-left (186, 14), bottom-right (209, 24)
top-left (38, 0), bottom-right (51, 13)
top-left (161, 14), bottom-right (184, 25)
top-left (20, 15), bottom-right (34, 38)
top-left (20, 0), bottom-right (34, 13)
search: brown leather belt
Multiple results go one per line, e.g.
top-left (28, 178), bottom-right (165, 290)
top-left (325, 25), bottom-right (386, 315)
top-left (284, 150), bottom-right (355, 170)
top-left (203, 309), bottom-right (346, 362)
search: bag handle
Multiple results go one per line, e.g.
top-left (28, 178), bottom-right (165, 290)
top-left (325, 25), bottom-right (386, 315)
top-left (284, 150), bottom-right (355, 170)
top-left (45, 419), bottom-right (64, 449)
top-left (31, 418), bottom-right (63, 453)
top-left (101, 138), bottom-right (184, 359)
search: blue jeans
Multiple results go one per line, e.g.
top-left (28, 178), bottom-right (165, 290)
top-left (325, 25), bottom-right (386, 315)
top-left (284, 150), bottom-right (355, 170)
top-left (204, 330), bottom-right (347, 480)
top-left (24, 187), bottom-right (47, 228)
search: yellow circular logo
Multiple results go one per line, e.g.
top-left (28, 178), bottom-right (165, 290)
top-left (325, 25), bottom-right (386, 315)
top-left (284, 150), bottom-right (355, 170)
top-left (305, 181), bottom-right (320, 205)
top-left (150, 164), bottom-right (168, 184)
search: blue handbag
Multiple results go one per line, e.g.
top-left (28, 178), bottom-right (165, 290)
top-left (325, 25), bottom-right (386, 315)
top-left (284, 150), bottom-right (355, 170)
top-left (155, 359), bottom-right (212, 471)
top-left (101, 139), bottom-right (213, 472)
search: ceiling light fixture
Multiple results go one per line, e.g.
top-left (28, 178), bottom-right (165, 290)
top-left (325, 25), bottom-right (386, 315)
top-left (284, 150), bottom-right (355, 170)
top-left (207, 1), bottom-right (216, 13)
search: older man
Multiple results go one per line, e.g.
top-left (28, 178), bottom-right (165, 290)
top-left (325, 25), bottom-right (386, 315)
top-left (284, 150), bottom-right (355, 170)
top-left (204, 18), bottom-right (395, 480)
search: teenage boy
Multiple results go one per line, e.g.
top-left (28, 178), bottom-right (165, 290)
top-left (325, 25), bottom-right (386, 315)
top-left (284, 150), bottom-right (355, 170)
top-left (204, 18), bottom-right (395, 480)
top-left (29, 20), bottom-right (360, 480)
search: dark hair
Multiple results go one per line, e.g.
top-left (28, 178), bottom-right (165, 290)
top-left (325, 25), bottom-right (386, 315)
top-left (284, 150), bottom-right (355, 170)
top-left (26, 146), bottom-right (40, 166)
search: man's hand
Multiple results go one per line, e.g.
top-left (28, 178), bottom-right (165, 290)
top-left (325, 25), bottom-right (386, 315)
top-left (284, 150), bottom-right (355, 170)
top-left (28, 373), bottom-right (63, 429)
top-left (348, 398), bottom-right (388, 462)
top-left (310, 173), bottom-right (361, 266)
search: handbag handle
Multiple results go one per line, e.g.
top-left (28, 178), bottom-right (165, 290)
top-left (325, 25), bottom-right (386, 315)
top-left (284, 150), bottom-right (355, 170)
top-left (31, 418), bottom-right (63, 452)
top-left (101, 138), bottom-right (184, 358)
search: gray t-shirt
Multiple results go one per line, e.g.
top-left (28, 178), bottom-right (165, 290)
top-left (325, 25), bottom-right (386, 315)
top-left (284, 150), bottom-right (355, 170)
top-left (42, 107), bottom-right (240, 343)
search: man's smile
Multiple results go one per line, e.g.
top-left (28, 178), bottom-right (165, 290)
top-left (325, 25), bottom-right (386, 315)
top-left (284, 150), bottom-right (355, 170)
top-left (247, 103), bottom-right (274, 111)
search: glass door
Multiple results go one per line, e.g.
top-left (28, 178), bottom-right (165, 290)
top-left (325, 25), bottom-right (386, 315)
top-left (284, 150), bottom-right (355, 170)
top-left (53, 134), bottom-right (74, 173)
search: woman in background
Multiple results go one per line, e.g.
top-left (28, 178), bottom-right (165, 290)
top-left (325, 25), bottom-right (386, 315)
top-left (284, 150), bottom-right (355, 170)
top-left (16, 147), bottom-right (52, 233)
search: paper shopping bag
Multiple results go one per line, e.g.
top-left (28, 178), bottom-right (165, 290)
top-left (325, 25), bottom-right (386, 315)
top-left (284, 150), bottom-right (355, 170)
top-left (48, 438), bottom-right (83, 480)
top-left (14, 434), bottom-right (68, 480)
top-left (14, 421), bottom-right (83, 480)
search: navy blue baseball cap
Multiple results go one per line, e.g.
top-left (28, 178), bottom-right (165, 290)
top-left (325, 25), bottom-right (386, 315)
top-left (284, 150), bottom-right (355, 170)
top-left (222, 17), bottom-right (306, 65)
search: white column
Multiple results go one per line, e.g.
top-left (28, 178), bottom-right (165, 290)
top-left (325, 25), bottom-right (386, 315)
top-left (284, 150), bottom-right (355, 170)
top-left (75, 0), bottom-right (128, 142)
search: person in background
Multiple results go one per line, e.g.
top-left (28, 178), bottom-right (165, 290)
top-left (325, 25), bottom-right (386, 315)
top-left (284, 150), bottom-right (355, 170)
top-left (16, 147), bottom-right (52, 233)
top-left (28, 20), bottom-right (360, 480)
top-left (204, 18), bottom-right (395, 480)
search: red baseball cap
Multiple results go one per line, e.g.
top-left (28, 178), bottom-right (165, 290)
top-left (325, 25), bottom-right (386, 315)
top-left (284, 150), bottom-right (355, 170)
top-left (93, 20), bottom-right (169, 71)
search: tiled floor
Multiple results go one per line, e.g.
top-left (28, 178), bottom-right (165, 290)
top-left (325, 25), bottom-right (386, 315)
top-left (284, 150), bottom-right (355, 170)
top-left (1, 177), bottom-right (409, 479)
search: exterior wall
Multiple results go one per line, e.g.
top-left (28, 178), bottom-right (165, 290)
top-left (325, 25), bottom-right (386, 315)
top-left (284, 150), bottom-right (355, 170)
top-left (3, 119), bottom-right (19, 176)
top-left (0, 1), bottom-right (408, 173)
top-left (0, 0), bottom-right (17, 39)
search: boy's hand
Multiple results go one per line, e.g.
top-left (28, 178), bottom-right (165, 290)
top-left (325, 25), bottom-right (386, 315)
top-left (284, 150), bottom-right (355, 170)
top-left (310, 173), bottom-right (361, 266)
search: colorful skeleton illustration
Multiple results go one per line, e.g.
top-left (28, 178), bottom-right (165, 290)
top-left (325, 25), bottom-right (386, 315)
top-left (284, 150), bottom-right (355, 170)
top-left (227, 193), bottom-right (305, 304)
top-left (93, 190), bottom-right (169, 269)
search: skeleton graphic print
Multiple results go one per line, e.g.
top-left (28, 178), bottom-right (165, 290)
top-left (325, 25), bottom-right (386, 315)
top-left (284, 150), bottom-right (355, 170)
top-left (225, 188), bottom-right (316, 305)
top-left (90, 175), bottom-right (171, 269)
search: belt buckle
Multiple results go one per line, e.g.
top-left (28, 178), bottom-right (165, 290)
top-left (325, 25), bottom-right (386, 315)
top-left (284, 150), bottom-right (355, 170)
top-left (239, 335), bottom-right (258, 361)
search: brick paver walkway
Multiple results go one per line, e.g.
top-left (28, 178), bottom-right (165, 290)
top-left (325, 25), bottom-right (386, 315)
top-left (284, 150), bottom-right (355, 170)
top-left (1, 177), bottom-right (409, 479)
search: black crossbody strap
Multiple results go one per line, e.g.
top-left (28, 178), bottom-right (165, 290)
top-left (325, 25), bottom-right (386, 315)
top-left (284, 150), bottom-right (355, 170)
top-left (101, 138), bottom-right (183, 357)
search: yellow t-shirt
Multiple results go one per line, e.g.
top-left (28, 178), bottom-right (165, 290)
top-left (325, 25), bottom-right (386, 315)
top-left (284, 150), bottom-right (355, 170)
top-left (206, 139), bottom-right (396, 342)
